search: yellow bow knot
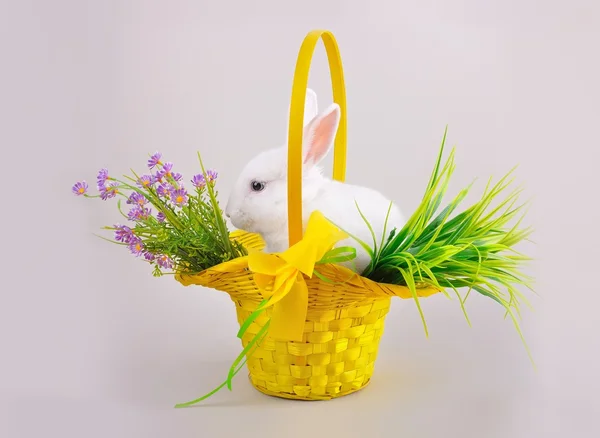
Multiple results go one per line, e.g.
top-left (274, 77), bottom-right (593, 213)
top-left (247, 211), bottom-right (349, 342)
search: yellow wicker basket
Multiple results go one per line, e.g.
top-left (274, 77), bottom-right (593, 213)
top-left (174, 29), bottom-right (442, 403)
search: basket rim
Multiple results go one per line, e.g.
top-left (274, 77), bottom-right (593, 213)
top-left (174, 229), bottom-right (442, 301)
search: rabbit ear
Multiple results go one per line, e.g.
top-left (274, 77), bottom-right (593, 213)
top-left (286, 88), bottom-right (319, 129)
top-left (303, 88), bottom-right (319, 126)
top-left (302, 103), bottom-right (341, 166)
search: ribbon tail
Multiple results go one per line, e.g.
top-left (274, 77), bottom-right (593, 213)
top-left (268, 274), bottom-right (308, 342)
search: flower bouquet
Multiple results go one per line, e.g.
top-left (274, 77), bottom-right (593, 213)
top-left (72, 29), bottom-right (534, 406)
top-left (73, 152), bottom-right (246, 278)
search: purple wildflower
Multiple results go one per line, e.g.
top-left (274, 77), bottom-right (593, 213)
top-left (100, 181), bottom-right (119, 200)
top-left (156, 162), bottom-right (174, 180)
top-left (128, 237), bottom-right (144, 256)
top-left (157, 211), bottom-right (166, 223)
top-left (156, 183), bottom-right (172, 198)
top-left (144, 251), bottom-right (156, 262)
top-left (172, 172), bottom-right (183, 182)
top-left (192, 169), bottom-right (217, 188)
top-left (127, 205), bottom-right (152, 221)
top-left (191, 174), bottom-right (205, 188)
top-left (127, 191), bottom-right (147, 206)
top-left (147, 152), bottom-right (162, 169)
top-left (72, 181), bottom-right (88, 196)
top-left (136, 174), bottom-right (155, 189)
top-left (114, 224), bottom-right (135, 243)
top-left (157, 254), bottom-right (173, 269)
top-left (97, 168), bottom-right (109, 188)
top-left (170, 188), bottom-right (188, 207)
top-left (206, 169), bottom-right (218, 183)
top-left (140, 207), bottom-right (152, 219)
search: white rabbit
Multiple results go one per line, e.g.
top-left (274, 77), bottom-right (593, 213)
top-left (225, 89), bottom-right (406, 274)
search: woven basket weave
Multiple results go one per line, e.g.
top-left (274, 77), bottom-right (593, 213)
top-left (175, 30), bottom-right (441, 401)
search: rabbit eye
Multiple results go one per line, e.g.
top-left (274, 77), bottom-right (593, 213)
top-left (250, 181), bottom-right (265, 192)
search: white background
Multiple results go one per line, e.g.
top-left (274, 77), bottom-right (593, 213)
top-left (1, 1), bottom-right (599, 437)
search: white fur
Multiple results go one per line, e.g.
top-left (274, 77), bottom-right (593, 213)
top-left (225, 89), bottom-right (405, 274)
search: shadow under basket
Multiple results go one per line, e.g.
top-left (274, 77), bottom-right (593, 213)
top-left (233, 295), bottom-right (392, 400)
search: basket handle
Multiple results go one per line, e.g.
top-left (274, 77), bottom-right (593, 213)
top-left (287, 29), bottom-right (347, 247)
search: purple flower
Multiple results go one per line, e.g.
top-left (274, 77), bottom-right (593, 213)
top-left (157, 211), bottom-right (166, 223)
top-left (172, 172), bottom-right (183, 182)
top-left (156, 183), bottom-right (172, 198)
top-left (147, 152), bottom-right (162, 169)
top-left (126, 207), bottom-right (139, 221)
top-left (144, 251), bottom-right (155, 262)
top-left (114, 224), bottom-right (135, 243)
top-left (157, 254), bottom-right (173, 269)
top-left (100, 181), bottom-right (119, 200)
top-left (206, 169), bottom-right (218, 183)
top-left (128, 238), bottom-right (144, 256)
top-left (127, 191), bottom-right (147, 206)
top-left (192, 170), bottom-right (217, 188)
top-left (156, 162), bottom-right (174, 180)
top-left (127, 205), bottom-right (152, 221)
top-left (97, 168), bottom-right (109, 188)
top-left (191, 174), bottom-right (205, 188)
top-left (136, 174), bottom-right (155, 189)
top-left (170, 188), bottom-right (188, 207)
top-left (72, 181), bottom-right (88, 196)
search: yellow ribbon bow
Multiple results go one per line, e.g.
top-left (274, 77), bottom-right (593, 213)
top-left (247, 211), bottom-right (349, 342)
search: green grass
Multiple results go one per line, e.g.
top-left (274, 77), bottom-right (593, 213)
top-left (355, 127), bottom-right (535, 358)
